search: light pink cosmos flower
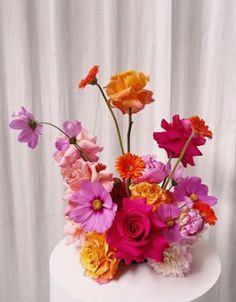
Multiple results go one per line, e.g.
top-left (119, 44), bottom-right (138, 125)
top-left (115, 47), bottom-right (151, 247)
top-left (54, 128), bottom-right (103, 167)
top-left (70, 181), bottom-right (117, 233)
top-left (9, 106), bottom-right (43, 148)
top-left (61, 159), bottom-right (113, 192)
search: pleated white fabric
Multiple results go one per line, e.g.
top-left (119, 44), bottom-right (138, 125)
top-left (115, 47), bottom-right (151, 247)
top-left (0, 0), bottom-right (235, 301)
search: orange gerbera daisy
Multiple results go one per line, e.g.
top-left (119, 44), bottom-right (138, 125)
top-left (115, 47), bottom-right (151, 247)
top-left (79, 65), bottom-right (99, 88)
top-left (116, 153), bottom-right (145, 180)
top-left (193, 201), bottom-right (217, 225)
top-left (189, 116), bottom-right (213, 138)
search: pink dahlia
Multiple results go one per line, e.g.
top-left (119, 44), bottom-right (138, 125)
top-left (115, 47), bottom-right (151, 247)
top-left (107, 198), bottom-right (169, 265)
top-left (9, 106), bottom-right (43, 148)
top-left (153, 115), bottom-right (206, 167)
top-left (55, 120), bottom-right (82, 151)
top-left (54, 128), bottom-right (103, 167)
top-left (70, 181), bottom-right (117, 233)
top-left (174, 176), bottom-right (217, 207)
top-left (156, 204), bottom-right (182, 243)
top-left (136, 155), bottom-right (169, 184)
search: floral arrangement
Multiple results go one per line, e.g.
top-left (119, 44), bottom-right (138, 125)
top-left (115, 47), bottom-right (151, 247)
top-left (9, 66), bottom-right (217, 284)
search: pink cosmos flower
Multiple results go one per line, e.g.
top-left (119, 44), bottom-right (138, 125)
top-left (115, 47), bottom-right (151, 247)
top-left (153, 115), bottom-right (206, 167)
top-left (9, 106), bottom-right (43, 148)
top-left (136, 155), bottom-right (169, 184)
top-left (179, 209), bottom-right (204, 237)
top-left (174, 176), bottom-right (217, 207)
top-left (61, 159), bottom-right (113, 192)
top-left (107, 198), bottom-right (169, 265)
top-left (54, 128), bottom-right (103, 167)
top-left (70, 181), bottom-right (117, 233)
top-left (55, 121), bottom-right (82, 151)
top-left (156, 204), bottom-right (182, 243)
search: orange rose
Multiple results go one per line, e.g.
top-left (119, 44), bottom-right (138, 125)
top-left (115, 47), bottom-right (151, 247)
top-left (106, 70), bottom-right (154, 114)
top-left (80, 232), bottom-right (119, 283)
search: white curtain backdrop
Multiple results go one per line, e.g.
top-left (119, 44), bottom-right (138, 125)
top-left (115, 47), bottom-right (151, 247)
top-left (0, 0), bottom-right (235, 301)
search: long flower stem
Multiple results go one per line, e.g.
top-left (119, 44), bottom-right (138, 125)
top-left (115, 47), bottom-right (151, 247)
top-left (125, 178), bottom-right (131, 198)
top-left (127, 108), bottom-right (133, 153)
top-left (163, 132), bottom-right (194, 190)
top-left (95, 83), bottom-right (125, 155)
top-left (40, 121), bottom-right (91, 162)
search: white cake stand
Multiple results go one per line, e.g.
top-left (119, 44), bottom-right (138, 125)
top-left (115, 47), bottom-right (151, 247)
top-left (50, 239), bottom-right (221, 302)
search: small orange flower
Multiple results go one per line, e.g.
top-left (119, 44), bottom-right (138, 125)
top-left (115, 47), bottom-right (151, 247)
top-left (116, 153), bottom-right (145, 180)
top-left (193, 201), bottom-right (217, 225)
top-left (189, 116), bottom-right (213, 138)
top-left (79, 65), bottom-right (99, 88)
top-left (95, 163), bottom-right (107, 173)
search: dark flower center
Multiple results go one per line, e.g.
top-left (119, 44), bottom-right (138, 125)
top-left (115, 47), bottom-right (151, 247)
top-left (29, 120), bottom-right (37, 130)
top-left (69, 137), bottom-right (77, 144)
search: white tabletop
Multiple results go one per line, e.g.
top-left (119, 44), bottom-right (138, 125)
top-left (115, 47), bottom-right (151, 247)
top-left (50, 239), bottom-right (221, 302)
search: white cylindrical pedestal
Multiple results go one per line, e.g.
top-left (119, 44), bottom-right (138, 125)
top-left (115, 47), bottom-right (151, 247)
top-left (50, 239), bottom-right (221, 302)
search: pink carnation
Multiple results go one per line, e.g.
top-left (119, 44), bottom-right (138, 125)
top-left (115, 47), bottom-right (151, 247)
top-left (54, 128), bottom-right (103, 167)
top-left (153, 115), bottom-right (206, 167)
top-left (107, 198), bottom-right (169, 265)
top-left (61, 159), bottom-right (113, 192)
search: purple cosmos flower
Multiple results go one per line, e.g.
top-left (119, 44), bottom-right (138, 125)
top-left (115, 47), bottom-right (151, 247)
top-left (174, 176), bottom-right (217, 207)
top-left (9, 106), bottom-right (43, 148)
top-left (55, 120), bottom-right (82, 151)
top-left (70, 181), bottom-right (117, 233)
top-left (179, 209), bottom-right (204, 237)
top-left (157, 204), bottom-right (182, 243)
top-left (136, 154), bottom-right (169, 183)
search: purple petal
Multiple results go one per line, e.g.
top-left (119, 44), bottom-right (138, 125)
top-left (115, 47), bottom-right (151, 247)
top-left (63, 121), bottom-right (82, 137)
top-left (200, 195), bottom-right (217, 206)
top-left (188, 177), bottom-right (202, 193)
top-left (28, 133), bottom-right (39, 148)
top-left (18, 129), bottom-right (33, 143)
top-left (9, 119), bottom-right (27, 130)
top-left (55, 137), bottom-right (69, 151)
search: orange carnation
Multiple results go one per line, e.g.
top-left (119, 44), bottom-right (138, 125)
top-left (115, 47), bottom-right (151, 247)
top-left (116, 153), bottom-right (145, 180)
top-left (106, 70), bottom-right (154, 114)
top-left (79, 65), bottom-right (99, 88)
top-left (193, 201), bottom-right (217, 225)
top-left (189, 116), bottom-right (213, 138)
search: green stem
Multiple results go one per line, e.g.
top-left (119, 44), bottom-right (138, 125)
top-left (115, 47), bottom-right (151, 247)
top-left (40, 121), bottom-right (91, 162)
top-left (95, 83), bottom-right (125, 155)
top-left (127, 108), bottom-right (133, 153)
top-left (163, 132), bottom-right (194, 190)
top-left (125, 178), bottom-right (131, 198)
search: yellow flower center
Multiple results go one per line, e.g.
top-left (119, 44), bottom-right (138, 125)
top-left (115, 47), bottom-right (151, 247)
top-left (92, 199), bottom-right (102, 211)
top-left (190, 193), bottom-right (198, 201)
top-left (166, 219), bottom-right (175, 227)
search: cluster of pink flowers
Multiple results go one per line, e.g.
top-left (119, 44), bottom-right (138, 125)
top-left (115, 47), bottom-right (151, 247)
top-left (9, 67), bottom-right (218, 284)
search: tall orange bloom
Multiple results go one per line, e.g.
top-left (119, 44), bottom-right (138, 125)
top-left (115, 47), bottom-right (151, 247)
top-left (193, 201), bottom-right (217, 225)
top-left (106, 70), bottom-right (154, 114)
top-left (189, 116), bottom-right (213, 138)
top-left (79, 65), bottom-right (99, 88)
top-left (116, 153), bottom-right (145, 180)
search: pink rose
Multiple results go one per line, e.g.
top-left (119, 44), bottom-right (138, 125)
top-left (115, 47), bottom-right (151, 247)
top-left (61, 159), bottom-right (113, 192)
top-left (107, 198), bottom-right (169, 265)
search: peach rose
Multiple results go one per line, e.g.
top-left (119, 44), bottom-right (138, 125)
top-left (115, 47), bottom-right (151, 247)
top-left (80, 232), bottom-right (119, 283)
top-left (130, 182), bottom-right (171, 211)
top-left (106, 70), bottom-right (154, 114)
